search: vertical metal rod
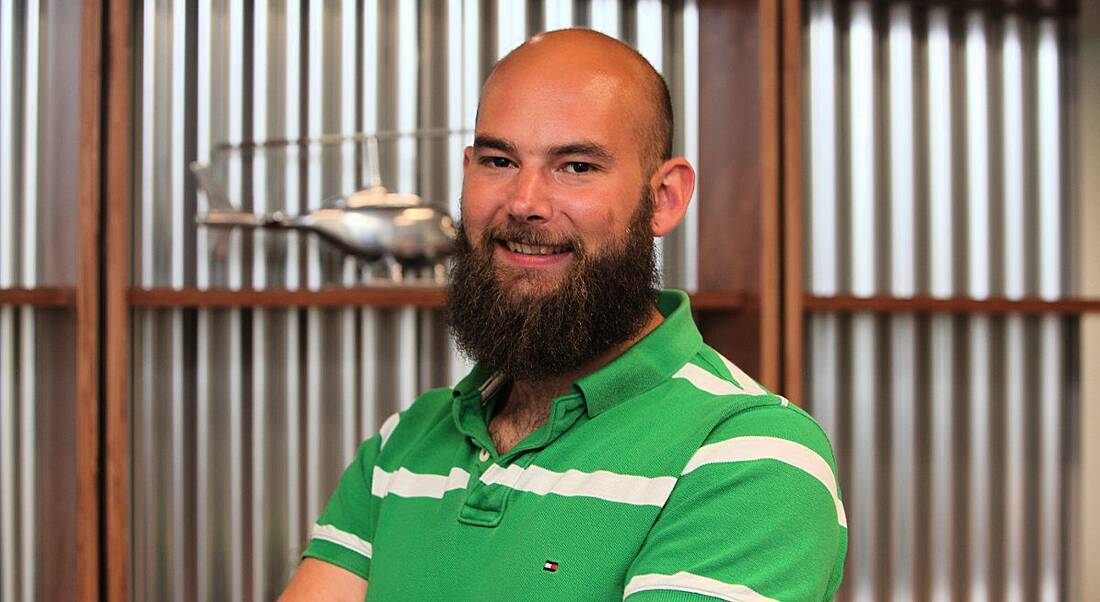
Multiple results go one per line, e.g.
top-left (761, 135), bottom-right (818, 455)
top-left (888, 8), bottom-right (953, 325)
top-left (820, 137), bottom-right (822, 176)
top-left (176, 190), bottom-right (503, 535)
top-left (306, 0), bottom-right (323, 291)
top-left (285, 309), bottom-right (301, 557)
top-left (397, 309), bottom-right (418, 410)
top-left (1039, 316), bottom-right (1062, 602)
top-left (809, 315), bottom-right (839, 451)
top-left (850, 313), bottom-right (876, 602)
top-left (284, 0), bottom-right (303, 558)
top-left (169, 1), bottom-right (188, 598)
top-left (681, 0), bottom-right (699, 293)
top-left (848, 1), bottom-right (874, 298)
top-left (252, 310), bottom-right (266, 602)
top-left (252, 3), bottom-right (270, 591)
top-left (1002, 17), bottom-right (1025, 301)
top-left (964, 12), bottom-right (992, 602)
top-left (543, 0), bottom-right (573, 31)
top-left (1037, 19), bottom-right (1062, 602)
top-left (968, 316), bottom-right (991, 602)
top-left (1003, 316), bottom-right (1026, 602)
top-left (360, 309), bottom-right (378, 440)
top-left (636, 0), bottom-right (664, 281)
top-left (808, 0), bottom-right (837, 298)
top-left (589, 0), bottom-right (621, 37)
top-left (229, 310), bottom-right (243, 602)
top-left (18, 310), bottom-right (34, 601)
top-left (20, 2), bottom-right (40, 597)
top-left (495, 0), bottom-right (525, 60)
top-left (170, 309), bottom-right (185, 602)
top-left (140, 312), bottom-right (156, 601)
top-left (305, 308), bottom-right (322, 523)
top-left (1001, 17), bottom-right (1027, 602)
top-left (196, 310), bottom-right (210, 602)
top-left (397, 0), bottom-right (418, 194)
top-left (929, 315), bottom-right (954, 602)
top-left (889, 314), bottom-right (916, 599)
top-left (887, 6), bottom-right (915, 596)
top-left (0, 0), bottom-right (15, 289)
top-left (0, 307), bottom-right (15, 602)
top-left (927, 8), bottom-right (953, 300)
top-left (141, 0), bottom-right (156, 289)
top-left (966, 12), bottom-right (990, 300)
top-left (195, 1), bottom-right (212, 597)
top-left (340, 0), bottom-right (358, 465)
top-left (22, 0), bottom-right (39, 288)
top-left (1037, 20), bottom-right (1061, 303)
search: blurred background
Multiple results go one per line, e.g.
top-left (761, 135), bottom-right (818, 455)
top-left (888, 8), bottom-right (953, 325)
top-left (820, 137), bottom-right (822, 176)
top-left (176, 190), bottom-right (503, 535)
top-left (0, 0), bottom-right (1098, 600)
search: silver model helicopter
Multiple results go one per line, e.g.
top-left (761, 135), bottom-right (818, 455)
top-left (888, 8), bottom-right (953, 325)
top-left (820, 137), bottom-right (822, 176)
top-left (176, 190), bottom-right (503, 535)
top-left (192, 133), bottom-right (458, 282)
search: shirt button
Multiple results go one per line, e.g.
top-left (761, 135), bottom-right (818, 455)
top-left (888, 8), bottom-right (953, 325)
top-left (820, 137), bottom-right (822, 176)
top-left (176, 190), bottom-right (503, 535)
top-left (478, 449), bottom-right (490, 462)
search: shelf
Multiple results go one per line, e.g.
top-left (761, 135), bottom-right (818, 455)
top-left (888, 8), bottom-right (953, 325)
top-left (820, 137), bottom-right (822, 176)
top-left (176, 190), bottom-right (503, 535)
top-left (128, 287), bottom-right (746, 310)
top-left (803, 295), bottom-right (1100, 315)
top-left (0, 287), bottom-right (77, 307)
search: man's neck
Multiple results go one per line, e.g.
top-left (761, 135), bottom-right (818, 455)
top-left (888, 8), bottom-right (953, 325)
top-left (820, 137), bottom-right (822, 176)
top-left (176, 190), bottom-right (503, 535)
top-left (487, 305), bottom-right (665, 454)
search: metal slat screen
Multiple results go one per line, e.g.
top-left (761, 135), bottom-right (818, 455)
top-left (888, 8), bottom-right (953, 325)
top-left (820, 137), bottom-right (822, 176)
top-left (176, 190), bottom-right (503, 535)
top-left (0, 1), bottom-right (83, 600)
top-left (804, 1), bottom-right (1077, 600)
top-left (130, 1), bottom-right (699, 599)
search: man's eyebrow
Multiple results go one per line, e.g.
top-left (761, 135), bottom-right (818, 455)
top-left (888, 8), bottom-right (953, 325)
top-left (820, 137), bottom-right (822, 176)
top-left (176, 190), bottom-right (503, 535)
top-left (472, 135), bottom-right (517, 155)
top-left (547, 142), bottom-right (615, 164)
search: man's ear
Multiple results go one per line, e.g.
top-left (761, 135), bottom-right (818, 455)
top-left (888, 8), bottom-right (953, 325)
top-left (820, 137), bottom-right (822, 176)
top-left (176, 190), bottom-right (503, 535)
top-left (463, 146), bottom-right (473, 169)
top-left (648, 157), bottom-right (696, 237)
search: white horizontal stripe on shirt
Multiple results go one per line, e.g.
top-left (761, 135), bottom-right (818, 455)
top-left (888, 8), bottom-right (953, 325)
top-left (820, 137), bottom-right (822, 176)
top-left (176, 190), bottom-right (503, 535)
top-left (716, 354), bottom-right (769, 396)
top-left (310, 523), bottom-right (373, 559)
top-left (673, 363), bottom-right (744, 397)
top-left (480, 463), bottom-right (677, 507)
top-left (682, 435), bottom-right (847, 527)
top-left (623, 572), bottom-right (779, 601)
top-left (371, 466), bottom-right (470, 499)
top-left (378, 412), bottom-right (400, 450)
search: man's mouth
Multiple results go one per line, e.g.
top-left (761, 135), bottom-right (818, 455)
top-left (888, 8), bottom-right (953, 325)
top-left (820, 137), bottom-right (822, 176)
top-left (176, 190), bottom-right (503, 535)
top-left (499, 240), bottom-right (572, 256)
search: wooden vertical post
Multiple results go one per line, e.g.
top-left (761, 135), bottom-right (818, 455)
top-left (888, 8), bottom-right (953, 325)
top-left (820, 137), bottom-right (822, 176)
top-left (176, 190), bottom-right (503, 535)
top-left (696, 0), bottom-right (783, 390)
top-left (105, 0), bottom-right (133, 599)
top-left (781, 0), bottom-right (804, 405)
top-left (77, 0), bottom-right (103, 599)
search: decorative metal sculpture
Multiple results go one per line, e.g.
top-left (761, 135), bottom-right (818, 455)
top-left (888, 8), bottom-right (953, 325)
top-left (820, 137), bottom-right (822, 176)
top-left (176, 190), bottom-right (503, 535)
top-left (192, 134), bottom-right (458, 282)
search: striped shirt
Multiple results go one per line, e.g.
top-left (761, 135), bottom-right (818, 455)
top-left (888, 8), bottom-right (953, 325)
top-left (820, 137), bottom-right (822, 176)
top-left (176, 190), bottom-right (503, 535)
top-left (303, 289), bottom-right (847, 601)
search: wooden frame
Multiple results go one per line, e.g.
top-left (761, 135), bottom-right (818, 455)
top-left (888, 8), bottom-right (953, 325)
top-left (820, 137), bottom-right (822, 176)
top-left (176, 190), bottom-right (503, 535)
top-left (83, 1), bottom-right (1100, 599)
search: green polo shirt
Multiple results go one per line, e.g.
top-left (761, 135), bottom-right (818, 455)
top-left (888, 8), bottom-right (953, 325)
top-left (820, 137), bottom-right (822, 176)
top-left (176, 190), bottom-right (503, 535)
top-left (303, 290), bottom-right (847, 601)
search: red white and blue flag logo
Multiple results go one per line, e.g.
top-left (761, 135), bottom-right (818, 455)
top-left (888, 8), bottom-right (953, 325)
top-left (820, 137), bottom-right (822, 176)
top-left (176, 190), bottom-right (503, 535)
top-left (543, 560), bottom-right (558, 572)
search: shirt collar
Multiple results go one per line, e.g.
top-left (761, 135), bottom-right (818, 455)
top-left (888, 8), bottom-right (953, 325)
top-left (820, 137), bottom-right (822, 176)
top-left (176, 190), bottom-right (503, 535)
top-left (575, 289), bottom-right (702, 416)
top-left (451, 289), bottom-right (703, 420)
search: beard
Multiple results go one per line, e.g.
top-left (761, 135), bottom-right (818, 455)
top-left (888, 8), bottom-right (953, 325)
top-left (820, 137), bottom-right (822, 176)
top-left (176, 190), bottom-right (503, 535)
top-left (446, 190), bottom-right (660, 382)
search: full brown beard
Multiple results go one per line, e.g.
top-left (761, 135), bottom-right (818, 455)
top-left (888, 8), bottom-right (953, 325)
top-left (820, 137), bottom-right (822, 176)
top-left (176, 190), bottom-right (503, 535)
top-left (446, 191), bottom-right (659, 381)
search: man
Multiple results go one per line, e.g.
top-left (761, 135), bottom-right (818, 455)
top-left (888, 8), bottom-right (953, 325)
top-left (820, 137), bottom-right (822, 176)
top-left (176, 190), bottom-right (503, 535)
top-left (281, 29), bottom-right (846, 601)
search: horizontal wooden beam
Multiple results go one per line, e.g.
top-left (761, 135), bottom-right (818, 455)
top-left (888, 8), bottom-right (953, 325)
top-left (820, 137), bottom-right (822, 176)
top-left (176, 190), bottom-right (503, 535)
top-left (804, 295), bottom-right (1100, 315)
top-left (0, 287), bottom-right (77, 307)
top-left (127, 287), bottom-right (745, 311)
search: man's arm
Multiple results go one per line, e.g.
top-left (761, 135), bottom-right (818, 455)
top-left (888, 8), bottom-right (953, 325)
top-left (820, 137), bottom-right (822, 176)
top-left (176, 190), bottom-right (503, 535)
top-left (279, 558), bottom-right (367, 602)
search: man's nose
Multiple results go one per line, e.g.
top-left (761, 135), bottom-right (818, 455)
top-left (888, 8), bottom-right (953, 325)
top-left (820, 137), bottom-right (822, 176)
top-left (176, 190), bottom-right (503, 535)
top-left (506, 166), bottom-right (552, 223)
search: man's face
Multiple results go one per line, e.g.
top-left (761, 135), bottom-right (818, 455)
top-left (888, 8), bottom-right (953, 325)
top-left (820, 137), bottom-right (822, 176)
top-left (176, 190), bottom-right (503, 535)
top-left (446, 58), bottom-right (660, 380)
top-left (459, 63), bottom-right (653, 300)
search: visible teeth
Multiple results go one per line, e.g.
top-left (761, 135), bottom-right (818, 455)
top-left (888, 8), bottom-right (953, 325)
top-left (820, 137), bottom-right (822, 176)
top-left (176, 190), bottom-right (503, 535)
top-left (505, 241), bottom-right (565, 255)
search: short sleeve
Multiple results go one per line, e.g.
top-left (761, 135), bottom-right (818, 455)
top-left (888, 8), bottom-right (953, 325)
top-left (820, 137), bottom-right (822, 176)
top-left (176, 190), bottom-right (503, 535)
top-left (623, 405), bottom-right (847, 601)
top-left (301, 432), bottom-right (384, 580)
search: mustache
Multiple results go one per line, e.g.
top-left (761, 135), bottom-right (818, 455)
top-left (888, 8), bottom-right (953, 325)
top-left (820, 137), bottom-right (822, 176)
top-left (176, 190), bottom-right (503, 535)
top-left (476, 223), bottom-right (582, 254)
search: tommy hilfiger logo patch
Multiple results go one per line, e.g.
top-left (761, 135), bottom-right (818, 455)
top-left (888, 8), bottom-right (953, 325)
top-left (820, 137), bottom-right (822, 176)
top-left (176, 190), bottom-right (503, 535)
top-left (543, 560), bottom-right (559, 572)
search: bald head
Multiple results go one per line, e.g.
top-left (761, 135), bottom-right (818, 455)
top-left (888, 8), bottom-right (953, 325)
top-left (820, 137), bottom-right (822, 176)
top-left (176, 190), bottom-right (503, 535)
top-left (478, 29), bottom-right (674, 175)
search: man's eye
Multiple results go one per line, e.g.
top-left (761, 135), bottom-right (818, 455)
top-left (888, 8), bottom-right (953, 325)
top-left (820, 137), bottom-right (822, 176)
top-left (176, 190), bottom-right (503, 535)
top-left (563, 162), bottom-right (595, 174)
top-left (481, 156), bottom-right (514, 168)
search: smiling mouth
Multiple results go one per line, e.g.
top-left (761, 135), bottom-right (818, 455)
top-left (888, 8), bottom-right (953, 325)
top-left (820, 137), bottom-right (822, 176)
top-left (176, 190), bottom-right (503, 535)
top-left (499, 240), bottom-right (572, 256)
